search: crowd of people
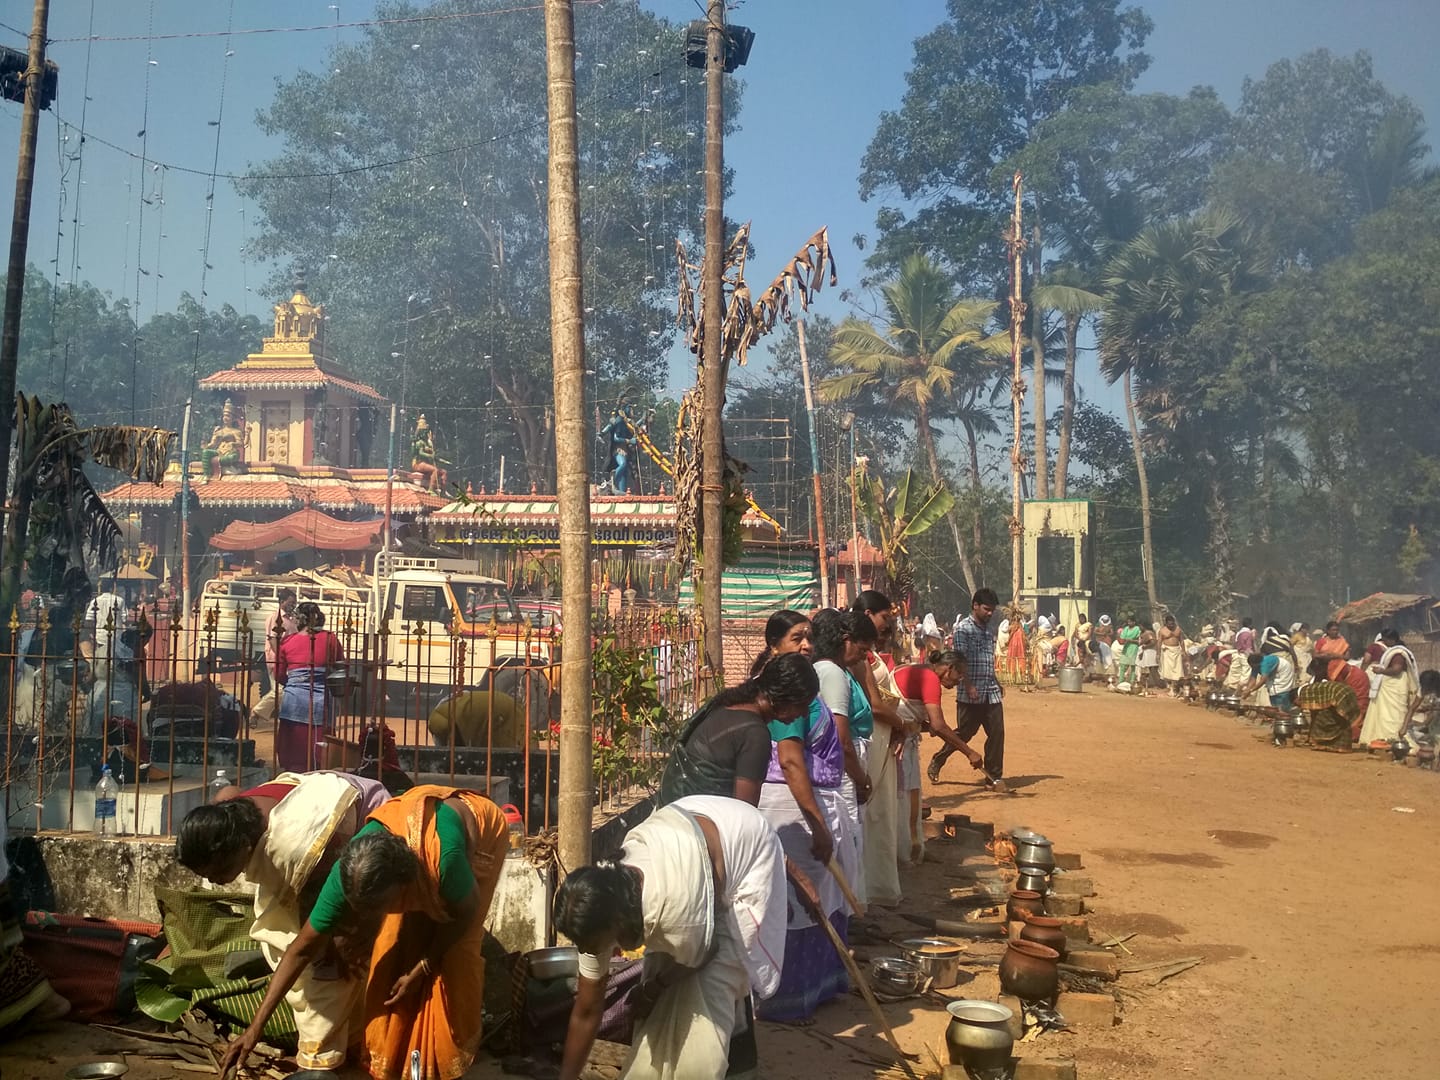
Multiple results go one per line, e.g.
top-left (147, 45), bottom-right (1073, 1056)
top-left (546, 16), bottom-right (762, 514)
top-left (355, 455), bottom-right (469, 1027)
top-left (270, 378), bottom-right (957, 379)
top-left (181, 587), bottom-right (1011, 1080)
top-left (171, 588), bottom-right (1437, 1080)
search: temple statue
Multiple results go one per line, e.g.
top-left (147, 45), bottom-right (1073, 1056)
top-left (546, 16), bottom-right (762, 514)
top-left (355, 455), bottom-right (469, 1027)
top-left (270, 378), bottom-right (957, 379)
top-left (598, 405), bottom-right (641, 494)
top-left (411, 414), bottom-right (449, 492)
top-left (200, 399), bottom-right (245, 476)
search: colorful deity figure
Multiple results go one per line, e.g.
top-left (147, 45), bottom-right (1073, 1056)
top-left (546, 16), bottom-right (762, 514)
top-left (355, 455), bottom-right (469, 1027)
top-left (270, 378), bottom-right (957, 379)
top-left (200, 399), bottom-right (245, 476)
top-left (598, 406), bottom-right (640, 494)
top-left (411, 414), bottom-right (449, 492)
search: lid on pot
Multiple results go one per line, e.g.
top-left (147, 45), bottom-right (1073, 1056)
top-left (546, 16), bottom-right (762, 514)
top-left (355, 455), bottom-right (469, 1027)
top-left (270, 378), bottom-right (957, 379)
top-left (899, 936), bottom-right (967, 955)
top-left (872, 957), bottom-right (922, 977)
top-left (946, 999), bottom-right (1014, 1023)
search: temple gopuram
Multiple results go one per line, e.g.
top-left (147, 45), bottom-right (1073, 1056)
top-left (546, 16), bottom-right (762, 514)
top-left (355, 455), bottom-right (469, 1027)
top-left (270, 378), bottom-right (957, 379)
top-left (102, 281), bottom-right (446, 580)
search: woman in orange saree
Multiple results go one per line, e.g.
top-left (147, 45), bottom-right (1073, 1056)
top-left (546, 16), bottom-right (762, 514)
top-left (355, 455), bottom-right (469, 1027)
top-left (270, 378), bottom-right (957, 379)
top-left (219, 786), bottom-right (509, 1080)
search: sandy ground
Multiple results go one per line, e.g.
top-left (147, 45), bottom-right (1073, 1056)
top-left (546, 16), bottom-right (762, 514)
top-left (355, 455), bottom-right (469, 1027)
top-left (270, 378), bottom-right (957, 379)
top-left (5, 685), bottom-right (1437, 1079)
top-left (756, 686), bottom-right (1440, 1080)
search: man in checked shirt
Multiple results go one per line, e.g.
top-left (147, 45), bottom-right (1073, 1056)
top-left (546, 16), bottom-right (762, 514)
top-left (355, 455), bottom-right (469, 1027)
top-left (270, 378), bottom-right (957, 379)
top-left (928, 587), bottom-right (1010, 793)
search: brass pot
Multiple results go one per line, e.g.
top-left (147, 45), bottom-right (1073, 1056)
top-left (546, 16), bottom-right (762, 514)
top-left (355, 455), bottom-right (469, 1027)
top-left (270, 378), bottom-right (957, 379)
top-left (945, 999), bottom-right (1014, 1069)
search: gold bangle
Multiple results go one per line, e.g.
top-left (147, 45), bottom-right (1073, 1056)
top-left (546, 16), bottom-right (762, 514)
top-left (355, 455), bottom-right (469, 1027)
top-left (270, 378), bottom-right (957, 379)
top-left (419, 957), bottom-right (433, 977)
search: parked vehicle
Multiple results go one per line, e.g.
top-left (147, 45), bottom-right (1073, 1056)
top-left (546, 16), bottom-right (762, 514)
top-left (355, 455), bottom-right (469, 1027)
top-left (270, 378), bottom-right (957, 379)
top-left (199, 552), bottom-right (557, 712)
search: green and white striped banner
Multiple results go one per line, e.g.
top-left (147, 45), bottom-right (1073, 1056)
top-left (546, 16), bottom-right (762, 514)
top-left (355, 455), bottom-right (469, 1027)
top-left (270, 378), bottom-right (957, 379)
top-left (679, 549), bottom-right (819, 619)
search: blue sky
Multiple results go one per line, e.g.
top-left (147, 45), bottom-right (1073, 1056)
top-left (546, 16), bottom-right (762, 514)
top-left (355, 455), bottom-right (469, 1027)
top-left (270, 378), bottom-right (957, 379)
top-left (2, 0), bottom-right (1436, 433)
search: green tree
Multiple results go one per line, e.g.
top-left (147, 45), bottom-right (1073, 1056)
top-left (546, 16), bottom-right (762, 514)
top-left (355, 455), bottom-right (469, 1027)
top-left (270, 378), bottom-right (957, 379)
top-left (239, 0), bottom-right (728, 488)
top-left (819, 254), bottom-right (1008, 594)
top-left (1032, 273), bottom-right (1104, 496)
top-left (1213, 49), bottom-right (1427, 265)
top-left (1100, 209), bottom-right (1267, 617)
top-left (858, 0), bottom-right (1152, 286)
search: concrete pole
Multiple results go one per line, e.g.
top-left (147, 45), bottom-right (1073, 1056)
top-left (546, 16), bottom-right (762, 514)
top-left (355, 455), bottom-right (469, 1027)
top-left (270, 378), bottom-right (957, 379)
top-left (179, 399), bottom-right (193, 621)
top-left (543, 0), bottom-right (594, 871)
top-left (796, 319), bottom-right (829, 608)
top-left (0, 0), bottom-right (52, 585)
top-left (698, 0), bottom-right (727, 681)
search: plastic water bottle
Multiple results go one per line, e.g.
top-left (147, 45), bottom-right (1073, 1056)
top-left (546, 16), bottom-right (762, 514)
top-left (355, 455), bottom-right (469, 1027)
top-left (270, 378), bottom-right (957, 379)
top-left (501, 803), bottom-right (524, 858)
top-left (209, 769), bottom-right (229, 802)
top-left (94, 767), bottom-right (119, 835)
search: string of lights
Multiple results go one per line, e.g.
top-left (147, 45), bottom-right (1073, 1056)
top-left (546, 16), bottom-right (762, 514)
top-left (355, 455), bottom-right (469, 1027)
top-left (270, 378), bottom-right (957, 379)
top-left (45, 1), bottom-right (607, 45)
top-left (50, 56), bottom-right (681, 183)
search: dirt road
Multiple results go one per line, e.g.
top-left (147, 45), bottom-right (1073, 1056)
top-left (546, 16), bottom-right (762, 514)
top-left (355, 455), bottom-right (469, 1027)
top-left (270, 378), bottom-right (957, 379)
top-left (761, 686), bottom-right (1439, 1079)
top-left (4, 686), bottom-right (1434, 1079)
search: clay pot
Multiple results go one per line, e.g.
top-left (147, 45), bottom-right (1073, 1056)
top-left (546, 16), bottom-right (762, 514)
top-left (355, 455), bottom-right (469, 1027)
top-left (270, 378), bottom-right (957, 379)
top-left (1018, 914), bottom-right (1068, 960)
top-left (1006, 889), bottom-right (1045, 922)
top-left (998, 939), bottom-right (1060, 1001)
top-left (945, 999), bottom-right (1014, 1070)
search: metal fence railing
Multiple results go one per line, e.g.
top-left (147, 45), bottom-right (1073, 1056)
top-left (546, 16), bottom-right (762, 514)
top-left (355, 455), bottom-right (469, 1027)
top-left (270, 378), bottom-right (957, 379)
top-left (1, 601), bottom-right (704, 839)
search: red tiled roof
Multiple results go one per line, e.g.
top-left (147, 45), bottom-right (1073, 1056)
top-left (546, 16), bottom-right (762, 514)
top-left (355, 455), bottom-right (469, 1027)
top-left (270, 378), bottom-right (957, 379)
top-left (100, 476), bottom-right (446, 513)
top-left (211, 508), bottom-right (383, 552)
top-left (197, 366), bottom-right (386, 403)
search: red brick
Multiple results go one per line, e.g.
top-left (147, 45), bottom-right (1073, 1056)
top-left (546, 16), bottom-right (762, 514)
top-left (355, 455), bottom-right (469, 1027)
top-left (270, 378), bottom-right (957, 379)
top-left (1013, 1058), bottom-right (1078, 1080)
top-left (1050, 873), bottom-right (1094, 897)
top-left (996, 994), bottom-right (1027, 1040)
top-left (1062, 948), bottom-right (1120, 980)
top-left (1057, 989), bottom-right (1118, 1028)
top-left (1044, 893), bottom-right (1085, 917)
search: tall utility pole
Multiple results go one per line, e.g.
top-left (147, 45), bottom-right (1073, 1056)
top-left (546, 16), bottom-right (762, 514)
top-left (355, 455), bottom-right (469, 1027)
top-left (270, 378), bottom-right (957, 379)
top-left (0, 0), bottom-right (53, 576)
top-left (1007, 173), bottom-right (1026, 604)
top-left (795, 319), bottom-right (829, 607)
top-left (542, 0), bottom-right (594, 872)
top-left (698, 0), bottom-right (727, 679)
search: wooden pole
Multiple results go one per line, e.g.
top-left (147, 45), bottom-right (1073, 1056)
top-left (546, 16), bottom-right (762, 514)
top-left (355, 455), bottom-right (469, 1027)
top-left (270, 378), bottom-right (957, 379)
top-left (699, 0), bottom-right (726, 679)
top-left (1007, 173), bottom-right (1026, 604)
top-left (0, 0), bottom-right (52, 598)
top-left (542, 0), bottom-right (594, 871)
top-left (796, 319), bottom-right (829, 608)
top-left (1031, 216), bottom-right (1048, 499)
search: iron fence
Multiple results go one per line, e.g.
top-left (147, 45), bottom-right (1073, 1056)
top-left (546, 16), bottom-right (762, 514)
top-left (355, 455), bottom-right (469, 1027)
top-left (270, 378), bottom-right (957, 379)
top-left (0, 601), bottom-right (704, 839)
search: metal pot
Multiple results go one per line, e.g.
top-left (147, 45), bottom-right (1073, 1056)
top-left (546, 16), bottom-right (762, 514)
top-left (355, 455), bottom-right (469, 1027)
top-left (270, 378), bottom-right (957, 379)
top-left (1015, 865), bottom-right (1050, 893)
top-left (1014, 835), bottom-right (1054, 872)
top-left (870, 956), bottom-right (923, 996)
top-left (898, 937), bottom-right (966, 989)
top-left (525, 946), bottom-right (579, 982)
top-left (1057, 666), bottom-right (1085, 693)
top-left (1272, 718), bottom-right (1295, 746)
top-left (945, 999), bottom-right (1015, 1069)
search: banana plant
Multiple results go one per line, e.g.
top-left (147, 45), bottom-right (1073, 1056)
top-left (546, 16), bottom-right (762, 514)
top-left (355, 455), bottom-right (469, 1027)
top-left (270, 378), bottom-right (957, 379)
top-left (853, 464), bottom-right (956, 601)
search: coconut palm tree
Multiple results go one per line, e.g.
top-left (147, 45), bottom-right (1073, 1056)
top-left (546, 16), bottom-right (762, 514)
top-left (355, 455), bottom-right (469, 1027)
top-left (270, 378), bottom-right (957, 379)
top-left (820, 253), bottom-right (1007, 596)
top-left (1033, 271), bottom-right (1104, 498)
top-left (1100, 209), bottom-right (1266, 620)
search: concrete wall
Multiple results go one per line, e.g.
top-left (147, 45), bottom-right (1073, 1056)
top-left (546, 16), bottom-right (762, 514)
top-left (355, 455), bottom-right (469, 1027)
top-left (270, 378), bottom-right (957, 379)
top-left (6, 830), bottom-right (552, 952)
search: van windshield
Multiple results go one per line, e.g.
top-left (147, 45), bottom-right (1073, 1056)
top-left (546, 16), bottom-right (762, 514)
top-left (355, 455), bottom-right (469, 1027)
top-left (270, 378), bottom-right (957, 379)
top-left (460, 584), bottom-right (521, 622)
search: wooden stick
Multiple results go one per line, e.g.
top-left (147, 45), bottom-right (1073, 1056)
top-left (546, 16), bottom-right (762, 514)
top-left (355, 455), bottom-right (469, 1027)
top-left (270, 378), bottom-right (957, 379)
top-left (788, 865), bottom-right (938, 1078)
top-left (826, 858), bottom-right (866, 918)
